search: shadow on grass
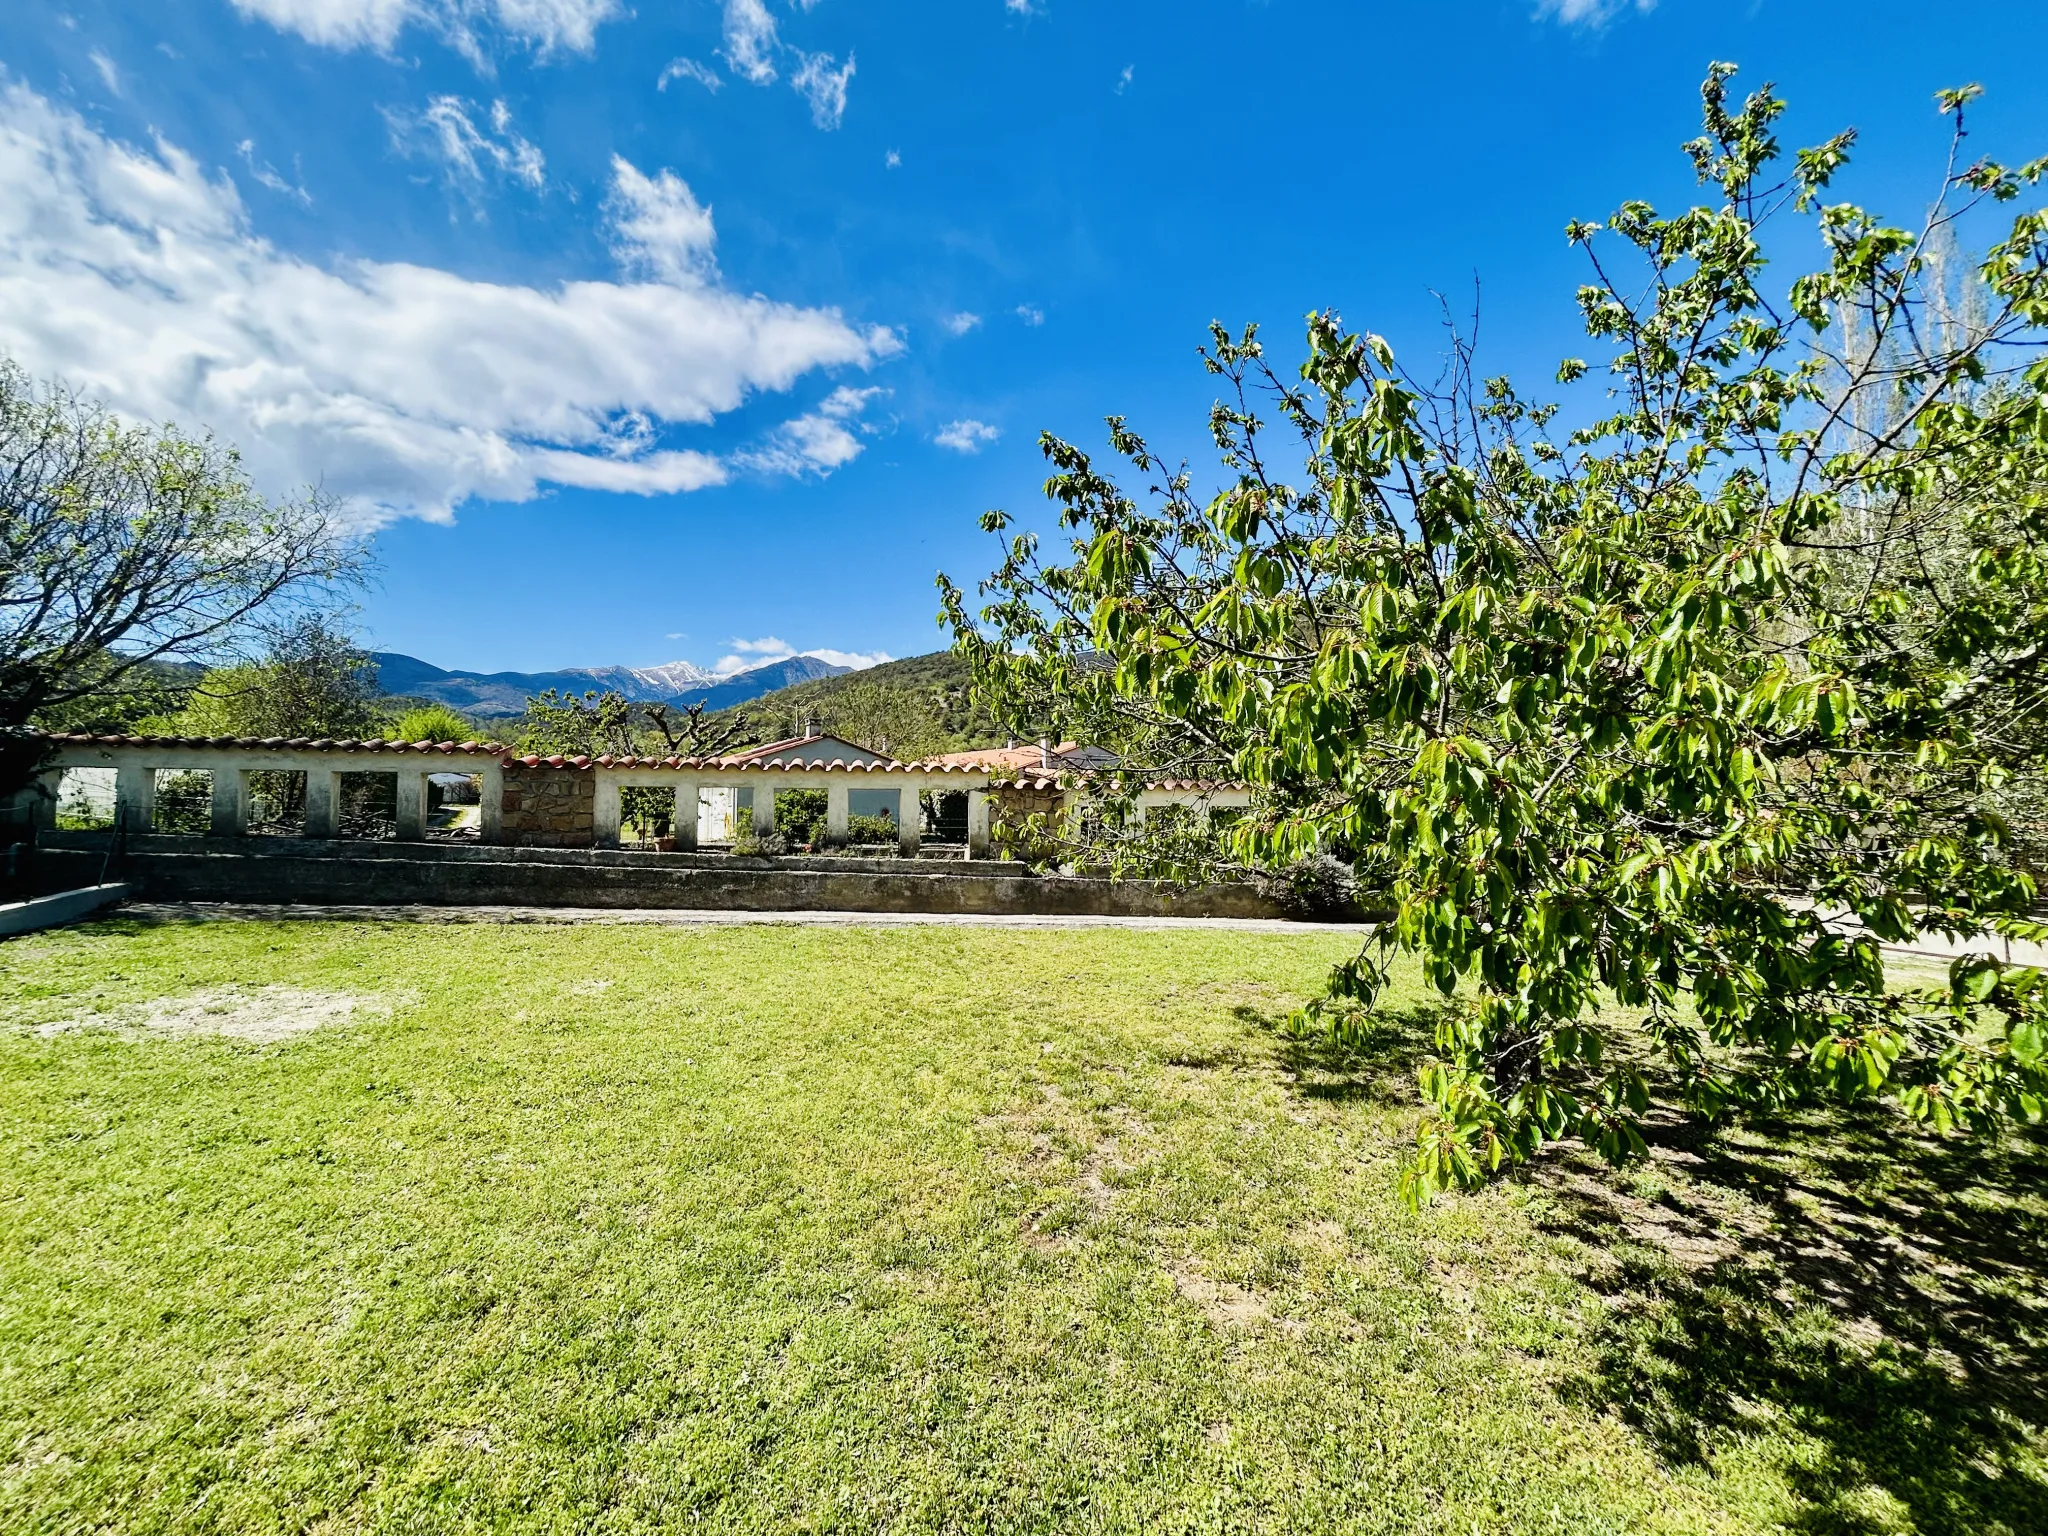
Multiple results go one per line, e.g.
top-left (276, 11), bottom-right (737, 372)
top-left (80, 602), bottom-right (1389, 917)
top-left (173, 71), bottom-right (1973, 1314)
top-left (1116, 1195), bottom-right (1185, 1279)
top-left (1542, 1103), bottom-right (2048, 1534)
top-left (1232, 1000), bottom-right (1446, 1106)
top-left (1215, 979), bottom-right (2048, 1527)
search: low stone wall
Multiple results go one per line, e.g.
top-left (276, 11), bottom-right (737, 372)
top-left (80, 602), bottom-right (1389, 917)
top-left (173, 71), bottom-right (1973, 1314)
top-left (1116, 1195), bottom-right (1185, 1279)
top-left (500, 765), bottom-right (595, 847)
top-left (29, 834), bottom-right (1300, 921)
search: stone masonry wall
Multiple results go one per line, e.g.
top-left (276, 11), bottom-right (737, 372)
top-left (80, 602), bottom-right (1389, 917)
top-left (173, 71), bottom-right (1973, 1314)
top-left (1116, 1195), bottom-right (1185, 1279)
top-left (989, 784), bottom-right (1064, 860)
top-left (499, 765), bottom-right (596, 847)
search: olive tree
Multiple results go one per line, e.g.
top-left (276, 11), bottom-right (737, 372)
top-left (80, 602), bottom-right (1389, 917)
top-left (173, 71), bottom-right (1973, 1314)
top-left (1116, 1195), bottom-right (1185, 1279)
top-left (942, 69), bottom-right (2048, 1201)
top-left (0, 360), bottom-right (364, 793)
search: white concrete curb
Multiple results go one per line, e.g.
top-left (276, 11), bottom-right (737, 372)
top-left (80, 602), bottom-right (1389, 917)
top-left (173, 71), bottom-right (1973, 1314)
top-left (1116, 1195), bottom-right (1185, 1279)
top-left (0, 883), bottom-right (129, 938)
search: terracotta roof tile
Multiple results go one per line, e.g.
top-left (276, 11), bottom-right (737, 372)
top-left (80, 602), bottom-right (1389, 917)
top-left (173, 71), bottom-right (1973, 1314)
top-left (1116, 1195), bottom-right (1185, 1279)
top-left (36, 731), bottom-right (508, 755)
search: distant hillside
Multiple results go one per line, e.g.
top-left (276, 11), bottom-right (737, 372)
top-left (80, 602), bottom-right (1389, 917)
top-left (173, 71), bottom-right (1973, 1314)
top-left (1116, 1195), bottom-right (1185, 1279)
top-left (714, 651), bottom-right (1007, 759)
top-left (370, 652), bottom-right (849, 718)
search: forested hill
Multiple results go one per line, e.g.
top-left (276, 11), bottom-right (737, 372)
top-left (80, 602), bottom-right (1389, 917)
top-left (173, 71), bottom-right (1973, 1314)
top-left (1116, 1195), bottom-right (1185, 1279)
top-left (715, 651), bottom-right (1008, 760)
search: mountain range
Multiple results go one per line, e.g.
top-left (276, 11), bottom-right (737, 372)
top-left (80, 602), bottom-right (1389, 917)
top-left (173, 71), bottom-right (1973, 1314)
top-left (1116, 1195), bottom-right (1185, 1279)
top-left (371, 652), bottom-right (851, 718)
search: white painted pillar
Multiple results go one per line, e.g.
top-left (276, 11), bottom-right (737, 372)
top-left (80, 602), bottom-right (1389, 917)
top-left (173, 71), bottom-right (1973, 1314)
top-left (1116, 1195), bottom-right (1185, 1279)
top-left (592, 775), bottom-right (622, 849)
top-left (394, 770), bottom-right (426, 841)
top-left (115, 764), bottom-right (156, 834)
top-left (210, 767), bottom-right (250, 837)
top-left (898, 784), bottom-right (921, 856)
top-left (303, 770), bottom-right (339, 839)
top-left (751, 783), bottom-right (775, 836)
top-left (673, 778), bottom-right (698, 851)
top-left (966, 789), bottom-right (990, 859)
top-left (825, 783), bottom-right (849, 846)
top-left (478, 761), bottom-right (504, 845)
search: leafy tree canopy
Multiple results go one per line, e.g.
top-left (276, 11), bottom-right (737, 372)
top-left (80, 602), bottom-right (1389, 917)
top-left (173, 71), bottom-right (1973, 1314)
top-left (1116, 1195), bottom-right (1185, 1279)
top-left (2, 360), bottom-right (365, 791)
top-left (162, 618), bottom-right (381, 743)
top-left (515, 690), bottom-right (753, 761)
top-left (943, 68), bottom-right (2048, 1202)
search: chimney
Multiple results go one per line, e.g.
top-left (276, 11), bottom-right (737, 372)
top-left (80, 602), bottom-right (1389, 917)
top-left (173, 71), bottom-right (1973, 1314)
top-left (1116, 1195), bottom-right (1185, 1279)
top-left (1006, 738), bottom-right (1017, 750)
top-left (1039, 737), bottom-right (1052, 770)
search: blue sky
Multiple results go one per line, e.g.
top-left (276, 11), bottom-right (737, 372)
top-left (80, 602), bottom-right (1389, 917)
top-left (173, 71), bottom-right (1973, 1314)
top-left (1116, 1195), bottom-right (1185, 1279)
top-left (4, 1), bottom-right (2047, 676)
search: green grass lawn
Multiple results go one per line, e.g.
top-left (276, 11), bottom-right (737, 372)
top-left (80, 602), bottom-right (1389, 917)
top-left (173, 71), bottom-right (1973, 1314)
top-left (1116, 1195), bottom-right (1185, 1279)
top-left (0, 919), bottom-right (2043, 1534)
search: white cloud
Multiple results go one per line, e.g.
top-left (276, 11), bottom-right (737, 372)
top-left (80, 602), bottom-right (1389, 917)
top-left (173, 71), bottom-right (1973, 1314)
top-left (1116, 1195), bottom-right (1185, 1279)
top-left (934, 419), bottom-right (1000, 453)
top-left (722, 0), bottom-right (781, 84)
top-left (807, 648), bottom-right (889, 671)
top-left (228, 0), bottom-right (622, 56)
top-left (791, 50), bottom-right (854, 130)
top-left (1115, 64), bottom-right (1133, 95)
top-left (718, 1), bottom-right (852, 129)
top-left (1535, 0), bottom-right (1654, 22)
top-left (0, 79), bottom-right (898, 524)
top-left (1014, 304), bottom-right (1043, 326)
top-left (711, 637), bottom-right (888, 676)
top-left (606, 157), bottom-right (716, 283)
top-left (236, 139), bottom-right (314, 206)
top-left (884, 148), bottom-right (900, 169)
top-left (387, 96), bottom-right (545, 194)
top-left (942, 311), bottom-right (980, 336)
top-left (89, 50), bottom-right (122, 96)
top-left (658, 56), bottom-right (723, 92)
top-left (736, 384), bottom-right (886, 476)
top-left (1004, 0), bottom-right (1038, 13)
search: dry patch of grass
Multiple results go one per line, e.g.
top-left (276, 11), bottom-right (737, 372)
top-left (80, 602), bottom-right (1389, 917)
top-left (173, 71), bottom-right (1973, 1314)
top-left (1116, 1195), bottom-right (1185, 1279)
top-left (31, 984), bottom-right (396, 1043)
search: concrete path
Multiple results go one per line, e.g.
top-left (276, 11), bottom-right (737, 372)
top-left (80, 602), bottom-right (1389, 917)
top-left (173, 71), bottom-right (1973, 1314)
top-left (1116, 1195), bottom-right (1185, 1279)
top-left (104, 902), bottom-right (2048, 965)
top-left (116, 901), bottom-right (1370, 935)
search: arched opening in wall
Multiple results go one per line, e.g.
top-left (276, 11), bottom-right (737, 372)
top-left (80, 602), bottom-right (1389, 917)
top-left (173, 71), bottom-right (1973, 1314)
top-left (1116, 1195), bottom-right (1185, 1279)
top-left (55, 767), bottom-right (116, 831)
top-left (153, 770), bottom-right (212, 834)
top-left (338, 773), bottom-right (397, 839)
top-left (246, 771), bottom-right (308, 836)
top-left (428, 773), bottom-right (481, 840)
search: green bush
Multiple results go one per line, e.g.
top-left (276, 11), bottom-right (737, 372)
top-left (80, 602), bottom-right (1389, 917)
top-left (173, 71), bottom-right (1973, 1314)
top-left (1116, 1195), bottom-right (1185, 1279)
top-left (389, 705), bottom-right (476, 745)
top-left (845, 813), bottom-right (898, 846)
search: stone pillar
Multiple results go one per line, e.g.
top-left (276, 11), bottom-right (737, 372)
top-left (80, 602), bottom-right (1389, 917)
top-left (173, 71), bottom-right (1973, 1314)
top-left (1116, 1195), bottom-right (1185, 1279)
top-left (115, 764), bottom-right (156, 834)
top-left (898, 784), bottom-right (921, 857)
top-left (593, 776), bottom-right (622, 850)
top-left (673, 778), bottom-right (699, 851)
top-left (751, 783), bottom-right (775, 836)
top-left (210, 768), bottom-right (249, 837)
top-left (478, 761), bottom-right (505, 845)
top-left (966, 790), bottom-right (990, 859)
top-left (825, 783), bottom-right (849, 846)
top-left (304, 770), bottom-right (338, 839)
top-left (394, 770), bottom-right (426, 841)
